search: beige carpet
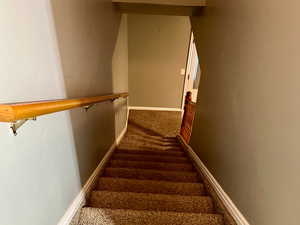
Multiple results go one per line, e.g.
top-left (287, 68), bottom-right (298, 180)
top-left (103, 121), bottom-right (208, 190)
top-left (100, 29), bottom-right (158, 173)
top-left (127, 110), bottom-right (182, 137)
top-left (76, 112), bottom-right (225, 225)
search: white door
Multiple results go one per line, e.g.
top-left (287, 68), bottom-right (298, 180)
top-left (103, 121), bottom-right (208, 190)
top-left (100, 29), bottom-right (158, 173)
top-left (182, 32), bottom-right (201, 105)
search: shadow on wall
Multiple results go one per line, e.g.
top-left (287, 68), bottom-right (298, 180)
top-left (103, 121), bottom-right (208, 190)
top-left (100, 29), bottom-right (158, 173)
top-left (50, 0), bottom-right (127, 186)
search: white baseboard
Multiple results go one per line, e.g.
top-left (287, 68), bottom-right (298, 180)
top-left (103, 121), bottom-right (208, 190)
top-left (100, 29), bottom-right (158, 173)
top-left (126, 100), bottom-right (130, 130)
top-left (177, 135), bottom-right (250, 225)
top-left (57, 126), bottom-right (127, 225)
top-left (116, 123), bottom-right (127, 145)
top-left (128, 106), bottom-right (183, 112)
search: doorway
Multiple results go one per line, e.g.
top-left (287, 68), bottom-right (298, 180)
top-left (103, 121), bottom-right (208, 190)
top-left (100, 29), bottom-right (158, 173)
top-left (180, 32), bottom-right (200, 143)
top-left (182, 32), bottom-right (201, 105)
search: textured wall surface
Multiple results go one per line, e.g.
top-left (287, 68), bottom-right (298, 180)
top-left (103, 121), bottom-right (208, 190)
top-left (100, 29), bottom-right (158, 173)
top-left (0, 1), bottom-right (128, 225)
top-left (128, 14), bottom-right (190, 108)
top-left (190, 1), bottom-right (300, 225)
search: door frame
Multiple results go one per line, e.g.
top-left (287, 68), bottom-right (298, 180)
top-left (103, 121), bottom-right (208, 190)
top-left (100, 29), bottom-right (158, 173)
top-left (181, 31), bottom-right (198, 111)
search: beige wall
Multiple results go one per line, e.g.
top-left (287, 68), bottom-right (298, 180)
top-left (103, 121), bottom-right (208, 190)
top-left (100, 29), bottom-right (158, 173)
top-left (0, 1), bottom-right (127, 225)
top-left (113, 14), bottom-right (129, 137)
top-left (190, 1), bottom-right (300, 225)
top-left (128, 14), bottom-right (190, 108)
top-left (51, 0), bottom-right (127, 184)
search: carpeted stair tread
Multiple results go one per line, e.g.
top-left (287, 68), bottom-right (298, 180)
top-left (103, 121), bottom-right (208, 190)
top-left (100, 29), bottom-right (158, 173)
top-left (123, 133), bottom-right (180, 142)
top-left (121, 135), bottom-right (181, 148)
top-left (77, 129), bottom-right (225, 225)
top-left (123, 134), bottom-right (178, 141)
top-left (79, 207), bottom-right (224, 225)
top-left (110, 159), bottom-right (193, 171)
top-left (89, 191), bottom-right (214, 213)
top-left (112, 153), bottom-right (188, 163)
top-left (104, 167), bottom-right (199, 182)
top-left (97, 177), bottom-right (206, 196)
top-left (116, 148), bottom-right (185, 157)
top-left (117, 144), bottom-right (183, 152)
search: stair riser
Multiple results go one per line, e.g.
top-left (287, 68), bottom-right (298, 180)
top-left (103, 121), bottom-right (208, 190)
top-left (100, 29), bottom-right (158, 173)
top-left (104, 168), bottom-right (199, 183)
top-left (112, 154), bottom-right (189, 164)
top-left (116, 149), bottom-right (185, 157)
top-left (118, 146), bottom-right (183, 152)
top-left (110, 160), bottom-right (193, 171)
top-left (119, 145), bottom-right (183, 152)
top-left (97, 178), bottom-right (205, 196)
top-left (121, 143), bottom-right (181, 149)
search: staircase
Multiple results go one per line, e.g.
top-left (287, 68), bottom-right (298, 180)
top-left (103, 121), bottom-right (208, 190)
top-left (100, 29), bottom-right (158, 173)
top-left (77, 126), bottom-right (224, 225)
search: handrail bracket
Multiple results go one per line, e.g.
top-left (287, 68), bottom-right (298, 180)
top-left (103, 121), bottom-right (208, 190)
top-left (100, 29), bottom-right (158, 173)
top-left (84, 104), bottom-right (95, 112)
top-left (111, 98), bottom-right (118, 102)
top-left (10, 117), bottom-right (37, 136)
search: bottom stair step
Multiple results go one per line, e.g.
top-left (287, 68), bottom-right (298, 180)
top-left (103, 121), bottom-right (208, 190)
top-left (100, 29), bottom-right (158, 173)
top-left (89, 191), bottom-right (214, 213)
top-left (79, 207), bottom-right (224, 225)
top-left (97, 177), bottom-right (206, 196)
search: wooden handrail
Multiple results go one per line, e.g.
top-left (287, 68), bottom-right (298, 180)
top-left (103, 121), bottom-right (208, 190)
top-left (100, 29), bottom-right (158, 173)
top-left (0, 93), bottom-right (129, 122)
top-left (180, 91), bottom-right (196, 143)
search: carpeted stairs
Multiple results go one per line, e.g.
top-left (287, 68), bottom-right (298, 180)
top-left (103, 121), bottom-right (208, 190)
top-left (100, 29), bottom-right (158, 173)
top-left (77, 131), bottom-right (224, 225)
